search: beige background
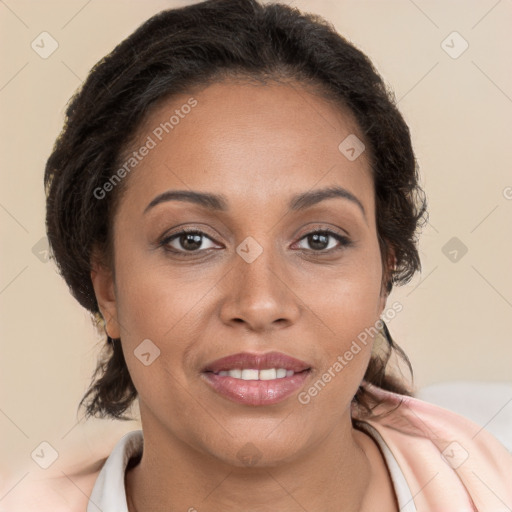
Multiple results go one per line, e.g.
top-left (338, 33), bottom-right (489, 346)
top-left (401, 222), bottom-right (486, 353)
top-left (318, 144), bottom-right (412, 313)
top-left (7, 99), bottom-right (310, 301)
top-left (1, 0), bottom-right (511, 482)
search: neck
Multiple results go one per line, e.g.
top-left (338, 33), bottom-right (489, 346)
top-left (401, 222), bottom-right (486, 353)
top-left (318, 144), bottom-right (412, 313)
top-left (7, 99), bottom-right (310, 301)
top-left (125, 411), bottom-right (379, 512)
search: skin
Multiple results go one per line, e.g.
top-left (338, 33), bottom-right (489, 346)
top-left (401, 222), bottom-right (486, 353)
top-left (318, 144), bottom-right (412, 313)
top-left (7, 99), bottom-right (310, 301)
top-left (91, 79), bottom-right (398, 512)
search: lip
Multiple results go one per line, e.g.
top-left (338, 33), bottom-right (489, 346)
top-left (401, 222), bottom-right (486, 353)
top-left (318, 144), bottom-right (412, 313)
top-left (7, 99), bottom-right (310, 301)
top-left (201, 351), bottom-right (312, 406)
top-left (202, 371), bottom-right (311, 406)
top-left (202, 351), bottom-right (311, 373)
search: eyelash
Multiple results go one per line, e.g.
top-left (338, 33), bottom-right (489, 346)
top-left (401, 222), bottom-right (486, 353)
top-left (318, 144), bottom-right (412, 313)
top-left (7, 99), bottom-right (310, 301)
top-left (159, 227), bottom-right (353, 256)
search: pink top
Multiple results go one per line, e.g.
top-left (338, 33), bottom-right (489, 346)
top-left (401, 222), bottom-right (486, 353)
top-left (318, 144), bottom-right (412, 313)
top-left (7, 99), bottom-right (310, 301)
top-left (352, 382), bottom-right (512, 511)
top-left (1, 383), bottom-right (511, 511)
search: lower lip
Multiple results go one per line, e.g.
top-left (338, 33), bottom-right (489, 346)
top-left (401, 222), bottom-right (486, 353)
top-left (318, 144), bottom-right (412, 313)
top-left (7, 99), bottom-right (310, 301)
top-left (201, 371), bottom-right (311, 406)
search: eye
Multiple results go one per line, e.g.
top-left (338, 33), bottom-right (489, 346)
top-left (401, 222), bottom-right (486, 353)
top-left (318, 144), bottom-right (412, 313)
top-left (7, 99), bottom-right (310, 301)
top-left (294, 229), bottom-right (352, 253)
top-left (160, 229), bottom-right (220, 253)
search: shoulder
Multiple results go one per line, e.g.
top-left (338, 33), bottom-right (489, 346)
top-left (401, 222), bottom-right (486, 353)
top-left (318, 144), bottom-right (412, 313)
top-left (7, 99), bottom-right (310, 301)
top-left (354, 382), bottom-right (512, 510)
top-left (0, 427), bottom-right (144, 512)
top-left (0, 449), bottom-right (107, 511)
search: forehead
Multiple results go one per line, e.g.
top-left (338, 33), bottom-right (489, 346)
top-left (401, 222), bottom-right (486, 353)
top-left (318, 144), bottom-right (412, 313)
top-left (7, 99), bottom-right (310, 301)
top-left (118, 79), bottom-right (374, 217)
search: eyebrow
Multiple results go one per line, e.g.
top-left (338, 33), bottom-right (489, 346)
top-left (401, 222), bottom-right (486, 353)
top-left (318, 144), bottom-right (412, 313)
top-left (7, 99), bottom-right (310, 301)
top-left (143, 185), bottom-right (366, 219)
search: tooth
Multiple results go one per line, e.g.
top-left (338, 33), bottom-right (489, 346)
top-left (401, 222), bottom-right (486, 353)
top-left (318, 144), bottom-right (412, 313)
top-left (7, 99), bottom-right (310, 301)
top-left (259, 368), bottom-right (277, 380)
top-left (217, 368), bottom-right (295, 380)
top-left (241, 369), bottom-right (259, 380)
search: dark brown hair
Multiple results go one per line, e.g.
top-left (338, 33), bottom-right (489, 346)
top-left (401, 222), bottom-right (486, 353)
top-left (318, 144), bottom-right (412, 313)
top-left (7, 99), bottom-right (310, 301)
top-left (44, 0), bottom-right (427, 420)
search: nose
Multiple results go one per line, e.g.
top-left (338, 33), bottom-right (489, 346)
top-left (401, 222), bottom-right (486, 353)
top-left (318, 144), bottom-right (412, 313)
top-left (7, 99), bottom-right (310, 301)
top-left (219, 242), bottom-right (301, 332)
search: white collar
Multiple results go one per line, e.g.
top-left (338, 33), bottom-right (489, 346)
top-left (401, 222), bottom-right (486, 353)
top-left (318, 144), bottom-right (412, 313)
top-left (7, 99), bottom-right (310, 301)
top-left (356, 422), bottom-right (417, 511)
top-left (87, 430), bottom-right (143, 512)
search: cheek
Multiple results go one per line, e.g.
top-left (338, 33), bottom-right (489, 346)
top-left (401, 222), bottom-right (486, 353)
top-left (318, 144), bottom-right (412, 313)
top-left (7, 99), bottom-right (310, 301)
top-left (112, 258), bottom-right (201, 411)
top-left (113, 244), bottom-right (210, 340)
top-left (309, 239), bottom-right (384, 323)
top-left (303, 241), bottom-right (383, 373)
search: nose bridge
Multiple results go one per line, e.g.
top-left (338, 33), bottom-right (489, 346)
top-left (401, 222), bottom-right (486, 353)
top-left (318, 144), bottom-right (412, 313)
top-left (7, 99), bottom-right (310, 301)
top-left (220, 233), bottom-right (299, 329)
top-left (239, 236), bottom-right (279, 293)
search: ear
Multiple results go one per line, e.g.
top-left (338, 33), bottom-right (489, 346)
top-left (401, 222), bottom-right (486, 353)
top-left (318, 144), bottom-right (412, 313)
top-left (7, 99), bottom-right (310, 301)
top-left (378, 246), bottom-right (396, 316)
top-left (90, 246), bottom-right (120, 339)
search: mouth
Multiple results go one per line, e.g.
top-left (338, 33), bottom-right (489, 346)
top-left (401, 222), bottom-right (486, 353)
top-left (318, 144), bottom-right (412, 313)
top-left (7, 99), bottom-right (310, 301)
top-left (201, 351), bottom-right (312, 406)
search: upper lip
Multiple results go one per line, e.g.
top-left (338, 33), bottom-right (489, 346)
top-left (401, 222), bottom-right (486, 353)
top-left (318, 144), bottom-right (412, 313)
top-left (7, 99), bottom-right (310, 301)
top-left (202, 351), bottom-right (311, 373)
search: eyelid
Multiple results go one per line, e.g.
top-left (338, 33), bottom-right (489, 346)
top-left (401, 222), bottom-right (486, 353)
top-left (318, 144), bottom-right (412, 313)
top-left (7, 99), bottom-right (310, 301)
top-left (293, 222), bottom-right (350, 239)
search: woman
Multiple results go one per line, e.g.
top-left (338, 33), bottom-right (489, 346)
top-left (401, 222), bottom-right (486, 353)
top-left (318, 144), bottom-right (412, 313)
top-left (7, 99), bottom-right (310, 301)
top-left (11, 0), bottom-right (512, 510)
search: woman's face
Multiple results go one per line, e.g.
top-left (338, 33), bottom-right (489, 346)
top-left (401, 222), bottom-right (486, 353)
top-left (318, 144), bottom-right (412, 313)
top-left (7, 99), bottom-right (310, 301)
top-left (93, 80), bottom-right (390, 466)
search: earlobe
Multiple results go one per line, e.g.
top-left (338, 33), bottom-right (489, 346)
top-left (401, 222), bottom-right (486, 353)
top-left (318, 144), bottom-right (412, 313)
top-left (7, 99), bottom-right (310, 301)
top-left (90, 251), bottom-right (120, 339)
top-left (378, 247), bottom-right (396, 316)
top-left (378, 288), bottom-right (388, 317)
